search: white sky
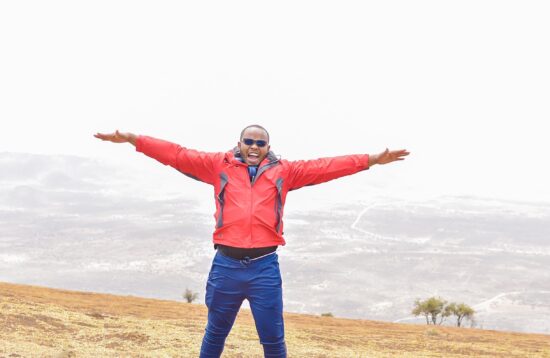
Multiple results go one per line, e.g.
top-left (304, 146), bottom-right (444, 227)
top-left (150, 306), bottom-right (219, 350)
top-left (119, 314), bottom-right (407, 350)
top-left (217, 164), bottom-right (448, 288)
top-left (1, 1), bottom-right (549, 203)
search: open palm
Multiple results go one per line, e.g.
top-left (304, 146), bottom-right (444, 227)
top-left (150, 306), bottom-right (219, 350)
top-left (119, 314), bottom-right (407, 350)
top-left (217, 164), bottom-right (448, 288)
top-left (375, 148), bottom-right (410, 165)
top-left (94, 130), bottom-right (132, 144)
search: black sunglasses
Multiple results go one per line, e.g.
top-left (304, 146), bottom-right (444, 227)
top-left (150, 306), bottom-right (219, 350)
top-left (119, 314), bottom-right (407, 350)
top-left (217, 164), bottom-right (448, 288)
top-left (242, 138), bottom-right (268, 147)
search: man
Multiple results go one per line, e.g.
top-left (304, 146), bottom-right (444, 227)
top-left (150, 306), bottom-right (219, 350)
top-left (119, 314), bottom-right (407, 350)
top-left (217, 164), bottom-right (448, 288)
top-left (94, 125), bottom-right (409, 358)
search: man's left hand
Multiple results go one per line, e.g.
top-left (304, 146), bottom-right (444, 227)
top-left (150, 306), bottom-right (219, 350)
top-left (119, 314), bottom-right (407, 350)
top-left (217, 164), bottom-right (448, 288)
top-left (371, 148), bottom-right (410, 165)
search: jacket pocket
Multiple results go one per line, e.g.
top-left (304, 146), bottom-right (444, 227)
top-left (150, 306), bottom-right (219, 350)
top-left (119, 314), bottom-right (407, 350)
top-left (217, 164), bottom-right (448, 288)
top-left (274, 177), bottom-right (284, 233)
top-left (216, 173), bottom-right (228, 229)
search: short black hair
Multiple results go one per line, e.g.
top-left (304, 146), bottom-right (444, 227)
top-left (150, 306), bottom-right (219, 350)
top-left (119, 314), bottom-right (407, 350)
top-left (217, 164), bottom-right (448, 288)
top-left (240, 124), bottom-right (270, 142)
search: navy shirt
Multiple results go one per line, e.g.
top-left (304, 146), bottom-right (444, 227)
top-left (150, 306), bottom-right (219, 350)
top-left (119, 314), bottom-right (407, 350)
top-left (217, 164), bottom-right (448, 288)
top-left (238, 157), bottom-right (258, 182)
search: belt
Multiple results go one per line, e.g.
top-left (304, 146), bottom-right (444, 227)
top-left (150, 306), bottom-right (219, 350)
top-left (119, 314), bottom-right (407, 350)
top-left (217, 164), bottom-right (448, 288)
top-left (216, 244), bottom-right (277, 260)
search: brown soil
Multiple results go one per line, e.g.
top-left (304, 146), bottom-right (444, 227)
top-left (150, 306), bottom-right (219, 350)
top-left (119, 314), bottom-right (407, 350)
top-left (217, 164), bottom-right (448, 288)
top-left (1, 281), bottom-right (549, 357)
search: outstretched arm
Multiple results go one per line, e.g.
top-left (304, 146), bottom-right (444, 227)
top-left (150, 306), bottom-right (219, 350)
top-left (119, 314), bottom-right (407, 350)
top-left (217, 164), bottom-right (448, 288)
top-left (94, 130), bottom-right (137, 146)
top-left (287, 148), bottom-right (410, 190)
top-left (369, 148), bottom-right (410, 166)
top-left (94, 130), bottom-right (222, 185)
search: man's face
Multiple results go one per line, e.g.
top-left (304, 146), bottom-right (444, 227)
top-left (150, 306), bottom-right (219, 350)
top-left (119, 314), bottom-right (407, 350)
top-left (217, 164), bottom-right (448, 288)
top-left (238, 127), bottom-right (270, 166)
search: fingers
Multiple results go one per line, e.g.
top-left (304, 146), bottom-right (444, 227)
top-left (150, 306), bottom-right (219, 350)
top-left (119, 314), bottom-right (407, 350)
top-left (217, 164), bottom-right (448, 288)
top-left (377, 149), bottom-right (410, 164)
top-left (93, 132), bottom-right (107, 140)
top-left (390, 149), bottom-right (410, 158)
top-left (93, 132), bottom-right (118, 142)
top-left (392, 149), bottom-right (409, 154)
top-left (94, 130), bottom-right (132, 145)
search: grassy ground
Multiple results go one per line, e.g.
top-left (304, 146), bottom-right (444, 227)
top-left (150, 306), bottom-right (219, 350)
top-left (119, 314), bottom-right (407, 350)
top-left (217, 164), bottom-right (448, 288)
top-left (1, 282), bottom-right (549, 357)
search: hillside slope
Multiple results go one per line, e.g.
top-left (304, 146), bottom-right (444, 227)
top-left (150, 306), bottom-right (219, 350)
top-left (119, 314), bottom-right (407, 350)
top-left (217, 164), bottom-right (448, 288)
top-left (1, 282), bottom-right (549, 357)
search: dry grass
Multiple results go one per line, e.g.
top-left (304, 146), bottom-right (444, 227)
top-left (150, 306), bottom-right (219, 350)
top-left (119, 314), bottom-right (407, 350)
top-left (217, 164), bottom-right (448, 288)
top-left (1, 281), bottom-right (549, 357)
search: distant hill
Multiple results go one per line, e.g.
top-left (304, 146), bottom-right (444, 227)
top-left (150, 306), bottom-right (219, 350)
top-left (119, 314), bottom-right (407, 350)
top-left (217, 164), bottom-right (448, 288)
top-left (2, 152), bottom-right (550, 334)
top-left (1, 282), bottom-right (549, 357)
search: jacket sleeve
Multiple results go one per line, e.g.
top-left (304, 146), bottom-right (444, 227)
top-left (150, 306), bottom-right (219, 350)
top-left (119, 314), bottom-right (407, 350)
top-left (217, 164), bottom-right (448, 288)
top-left (135, 135), bottom-right (221, 185)
top-left (286, 154), bottom-right (370, 191)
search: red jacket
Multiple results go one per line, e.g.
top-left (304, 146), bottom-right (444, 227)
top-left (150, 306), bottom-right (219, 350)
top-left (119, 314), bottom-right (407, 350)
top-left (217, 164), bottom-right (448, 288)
top-left (136, 135), bottom-right (370, 248)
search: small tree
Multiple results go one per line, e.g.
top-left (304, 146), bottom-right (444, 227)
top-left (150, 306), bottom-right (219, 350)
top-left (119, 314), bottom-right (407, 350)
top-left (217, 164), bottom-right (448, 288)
top-left (446, 302), bottom-right (475, 327)
top-left (412, 297), bottom-right (449, 325)
top-left (183, 288), bottom-right (199, 303)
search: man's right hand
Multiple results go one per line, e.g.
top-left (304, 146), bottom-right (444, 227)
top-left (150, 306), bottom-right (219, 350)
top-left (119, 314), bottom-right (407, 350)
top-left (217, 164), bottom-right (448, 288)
top-left (94, 130), bottom-right (137, 146)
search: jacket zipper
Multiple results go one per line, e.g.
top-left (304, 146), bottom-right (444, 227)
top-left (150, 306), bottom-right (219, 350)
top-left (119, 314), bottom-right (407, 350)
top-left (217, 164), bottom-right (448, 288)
top-left (249, 173), bottom-right (253, 246)
top-left (237, 158), bottom-right (280, 246)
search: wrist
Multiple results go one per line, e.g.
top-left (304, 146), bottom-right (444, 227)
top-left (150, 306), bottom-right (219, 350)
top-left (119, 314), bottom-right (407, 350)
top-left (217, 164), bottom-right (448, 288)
top-left (369, 153), bottom-right (378, 166)
top-left (127, 133), bottom-right (137, 146)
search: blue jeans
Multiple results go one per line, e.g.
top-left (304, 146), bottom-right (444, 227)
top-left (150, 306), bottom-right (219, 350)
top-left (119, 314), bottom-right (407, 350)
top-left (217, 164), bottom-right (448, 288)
top-left (200, 251), bottom-right (287, 358)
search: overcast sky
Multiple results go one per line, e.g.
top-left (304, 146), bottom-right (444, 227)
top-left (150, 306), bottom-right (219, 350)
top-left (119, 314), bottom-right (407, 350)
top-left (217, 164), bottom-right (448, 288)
top-left (1, 1), bottom-right (549, 204)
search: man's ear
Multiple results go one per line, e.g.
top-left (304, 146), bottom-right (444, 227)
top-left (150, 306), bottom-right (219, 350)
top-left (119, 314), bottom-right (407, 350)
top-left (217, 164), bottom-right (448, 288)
top-left (237, 141), bottom-right (242, 150)
top-left (267, 144), bottom-right (271, 152)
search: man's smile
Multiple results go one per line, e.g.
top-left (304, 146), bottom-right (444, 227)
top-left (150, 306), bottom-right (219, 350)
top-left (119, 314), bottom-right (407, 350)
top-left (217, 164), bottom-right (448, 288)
top-left (247, 152), bottom-right (260, 164)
